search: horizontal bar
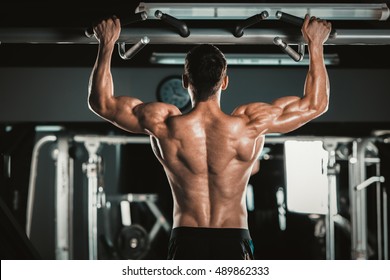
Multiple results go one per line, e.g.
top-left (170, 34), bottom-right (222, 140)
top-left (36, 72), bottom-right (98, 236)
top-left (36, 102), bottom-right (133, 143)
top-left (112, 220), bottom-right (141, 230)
top-left (74, 135), bottom-right (150, 144)
top-left (106, 193), bottom-right (158, 203)
top-left (85, 11), bottom-right (148, 38)
top-left (265, 135), bottom-right (356, 144)
top-left (71, 134), bottom-right (357, 146)
top-left (136, 2), bottom-right (390, 21)
top-left (1, 28), bottom-right (390, 45)
top-left (276, 11), bottom-right (337, 38)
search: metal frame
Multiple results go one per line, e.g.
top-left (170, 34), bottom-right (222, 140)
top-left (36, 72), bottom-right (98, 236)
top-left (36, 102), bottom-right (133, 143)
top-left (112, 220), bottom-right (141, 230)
top-left (1, 28), bottom-right (390, 45)
top-left (54, 136), bottom-right (73, 260)
top-left (26, 134), bottom-right (74, 260)
top-left (74, 135), bottom-right (151, 260)
top-left (26, 135), bottom-right (57, 238)
top-left (373, 131), bottom-right (390, 260)
top-left (2, 2), bottom-right (390, 45)
top-left (79, 137), bottom-right (102, 260)
top-left (269, 135), bottom-right (353, 259)
top-left (324, 140), bottom-right (339, 260)
top-left (107, 193), bottom-right (171, 242)
top-left (136, 2), bottom-right (390, 21)
top-left (349, 138), bottom-right (388, 259)
top-left (2, 3), bottom-right (390, 65)
top-left (267, 135), bottom-right (388, 260)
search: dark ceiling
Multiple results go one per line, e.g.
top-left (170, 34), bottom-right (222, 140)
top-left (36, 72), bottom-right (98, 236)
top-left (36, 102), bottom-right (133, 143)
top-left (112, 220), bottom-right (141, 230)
top-left (1, 0), bottom-right (390, 68)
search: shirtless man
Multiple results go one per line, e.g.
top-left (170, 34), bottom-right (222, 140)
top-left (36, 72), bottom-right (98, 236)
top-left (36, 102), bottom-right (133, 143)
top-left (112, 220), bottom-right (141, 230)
top-left (88, 14), bottom-right (331, 260)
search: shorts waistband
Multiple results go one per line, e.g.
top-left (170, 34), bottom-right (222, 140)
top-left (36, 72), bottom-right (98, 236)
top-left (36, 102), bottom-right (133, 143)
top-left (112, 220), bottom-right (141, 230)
top-left (170, 227), bottom-right (251, 240)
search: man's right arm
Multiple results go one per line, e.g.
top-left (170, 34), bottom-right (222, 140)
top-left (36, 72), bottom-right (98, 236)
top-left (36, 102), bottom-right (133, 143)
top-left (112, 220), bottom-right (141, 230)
top-left (88, 17), bottom-right (181, 136)
top-left (233, 15), bottom-right (331, 134)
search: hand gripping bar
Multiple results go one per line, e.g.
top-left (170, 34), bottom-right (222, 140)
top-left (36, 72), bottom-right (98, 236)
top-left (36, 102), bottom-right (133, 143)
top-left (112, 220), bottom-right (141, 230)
top-left (85, 11), bottom-right (148, 38)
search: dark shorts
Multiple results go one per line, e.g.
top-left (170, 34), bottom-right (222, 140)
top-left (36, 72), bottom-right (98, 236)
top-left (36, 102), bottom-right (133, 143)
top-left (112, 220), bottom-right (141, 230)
top-left (167, 227), bottom-right (255, 260)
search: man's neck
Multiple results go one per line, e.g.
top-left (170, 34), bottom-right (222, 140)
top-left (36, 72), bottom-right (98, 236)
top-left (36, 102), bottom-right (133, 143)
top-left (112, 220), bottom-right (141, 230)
top-left (192, 98), bottom-right (221, 111)
top-left (192, 90), bottom-right (221, 107)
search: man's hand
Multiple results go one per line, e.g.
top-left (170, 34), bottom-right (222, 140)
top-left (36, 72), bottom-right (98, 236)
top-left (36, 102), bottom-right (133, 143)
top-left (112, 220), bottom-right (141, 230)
top-left (93, 16), bottom-right (121, 47)
top-left (301, 14), bottom-right (332, 45)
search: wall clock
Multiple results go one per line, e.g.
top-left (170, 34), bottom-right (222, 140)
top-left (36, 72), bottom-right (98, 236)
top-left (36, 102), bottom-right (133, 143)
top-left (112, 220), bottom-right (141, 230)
top-left (156, 76), bottom-right (191, 111)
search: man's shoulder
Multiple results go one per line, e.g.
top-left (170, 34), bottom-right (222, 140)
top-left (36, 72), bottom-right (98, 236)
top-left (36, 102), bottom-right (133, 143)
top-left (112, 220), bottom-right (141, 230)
top-left (231, 102), bottom-right (271, 117)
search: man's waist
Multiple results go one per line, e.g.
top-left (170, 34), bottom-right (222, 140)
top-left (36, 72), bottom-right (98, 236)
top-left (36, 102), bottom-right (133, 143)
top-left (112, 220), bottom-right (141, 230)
top-left (170, 226), bottom-right (251, 240)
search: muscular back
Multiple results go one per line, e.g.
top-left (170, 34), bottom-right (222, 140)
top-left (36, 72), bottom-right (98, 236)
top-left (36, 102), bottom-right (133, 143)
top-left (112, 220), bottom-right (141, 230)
top-left (150, 105), bottom-right (264, 229)
top-left (89, 13), bottom-right (330, 230)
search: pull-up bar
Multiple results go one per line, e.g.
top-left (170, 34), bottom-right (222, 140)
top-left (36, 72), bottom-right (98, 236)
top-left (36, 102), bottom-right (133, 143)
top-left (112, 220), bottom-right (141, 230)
top-left (0, 2), bottom-right (389, 44)
top-left (1, 3), bottom-right (390, 64)
top-left (1, 27), bottom-right (390, 45)
top-left (135, 2), bottom-right (390, 21)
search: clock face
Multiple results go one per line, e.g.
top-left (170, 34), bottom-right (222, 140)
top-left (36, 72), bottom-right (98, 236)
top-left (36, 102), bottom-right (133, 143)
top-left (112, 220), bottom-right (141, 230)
top-left (157, 76), bottom-right (191, 111)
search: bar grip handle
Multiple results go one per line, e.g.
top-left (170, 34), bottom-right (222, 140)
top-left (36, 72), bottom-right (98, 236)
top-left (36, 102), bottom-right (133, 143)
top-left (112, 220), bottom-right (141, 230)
top-left (155, 10), bottom-right (190, 38)
top-left (276, 11), bottom-right (304, 26)
top-left (274, 37), bottom-right (304, 62)
top-left (118, 37), bottom-right (150, 60)
top-left (85, 12), bottom-right (148, 38)
top-left (234, 11), bottom-right (269, 38)
top-left (276, 11), bottom-right (337, 38)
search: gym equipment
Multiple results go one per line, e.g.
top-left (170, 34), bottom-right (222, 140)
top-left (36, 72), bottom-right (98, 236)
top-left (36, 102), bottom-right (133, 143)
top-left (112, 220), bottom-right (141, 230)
top-left (273, 12), bottom-right (337, 62)
top-left (26, 131), bottom-right (389, 260)
top-left (27, 133), bottom-right (170, 260)
top-left (84, 11), bottom-right (150, 60)
top-left (1, 3), bottom-right (389, 46)
top-left (106, 193), bottom-right (171, 259)
top-left (84, 11), bottom-right (148, 38)
top-left (117, 224), bottom-right (150, 260)
top-left (74, 135), bottom-right (170, 260)
top-left (233, 11), bottom-right (269, 38)
top-left (118, 37), bottom-right (150, 60)
top-left (155, 10), bottom-right (190, 37)
top-left (26, 134), bottom-right (74, 260)
top-left (276, 11), bottom-right (337, 38)
top-left (136, 3), bottom-right (390, 21)
top-left (266, 134), bottom-right (388, 260)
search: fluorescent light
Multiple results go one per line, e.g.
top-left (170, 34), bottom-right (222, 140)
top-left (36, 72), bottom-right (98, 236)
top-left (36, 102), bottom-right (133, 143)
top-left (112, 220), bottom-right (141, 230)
top-left (136, 2), bottom-right (390, 21)
top-left (150, 52), bottom-right (340, 66)
top-left (35, 125), bottom-right (64, 132)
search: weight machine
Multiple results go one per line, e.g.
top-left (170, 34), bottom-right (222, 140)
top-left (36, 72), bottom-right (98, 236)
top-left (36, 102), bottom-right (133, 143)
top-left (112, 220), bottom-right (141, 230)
top-left (27, 133), bottom-right (170, 260)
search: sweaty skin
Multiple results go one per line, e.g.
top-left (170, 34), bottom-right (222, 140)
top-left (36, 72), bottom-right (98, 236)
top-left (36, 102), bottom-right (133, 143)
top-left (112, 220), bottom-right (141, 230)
top-left (88, 15), bottom-right (331, 229)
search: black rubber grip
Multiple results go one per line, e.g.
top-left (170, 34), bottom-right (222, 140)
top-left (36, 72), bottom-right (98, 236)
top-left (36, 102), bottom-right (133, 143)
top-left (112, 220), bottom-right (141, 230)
top-left (277, 11), bottom-right (304, 26)
top-left (234, 11), bottom-right (269, 38)
top-left (85, 11), bottom-right (147, 38)
top-left (277, 11), bottom-right (337, 38)
top-left (156, 11), bottom-right (190, 37)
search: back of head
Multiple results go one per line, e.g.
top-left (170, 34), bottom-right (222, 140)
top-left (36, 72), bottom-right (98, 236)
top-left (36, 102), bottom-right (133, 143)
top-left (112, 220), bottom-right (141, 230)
top-left (184, 44), bottom-right (227, 102)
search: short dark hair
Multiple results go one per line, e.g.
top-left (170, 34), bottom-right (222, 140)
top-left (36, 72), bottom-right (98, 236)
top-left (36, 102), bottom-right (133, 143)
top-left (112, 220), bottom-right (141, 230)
top-left (184, 44), bottom-right (227, 101)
